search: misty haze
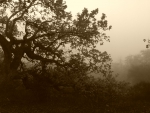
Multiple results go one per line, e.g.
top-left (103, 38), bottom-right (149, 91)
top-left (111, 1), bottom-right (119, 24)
top-left (0, 0), bottom-right (150, 113)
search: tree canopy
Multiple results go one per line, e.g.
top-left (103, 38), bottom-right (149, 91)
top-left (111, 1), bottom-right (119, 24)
top-left (0, 0), bottom-right (112, 82)
top-left (125, 49), bottom-right (150, 84)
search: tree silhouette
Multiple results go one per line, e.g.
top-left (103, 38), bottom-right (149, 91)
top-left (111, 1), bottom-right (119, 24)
top-left (125, 49), bottom-right (150, 84)
top-left (0, 0), bottom-right (112, 88)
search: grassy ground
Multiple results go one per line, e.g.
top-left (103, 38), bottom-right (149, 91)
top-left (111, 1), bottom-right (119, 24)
top-left (1, 81), bottom-right (150, 113)
top-left (1, 94), bottom-right (150, 113)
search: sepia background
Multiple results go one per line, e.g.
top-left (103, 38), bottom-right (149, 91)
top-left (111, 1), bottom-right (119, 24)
top-left (66, 0), bottom-right (150, 62)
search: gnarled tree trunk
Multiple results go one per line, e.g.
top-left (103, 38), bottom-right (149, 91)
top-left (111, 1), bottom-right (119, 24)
top-left (0, 34), bottom-right (24, 91)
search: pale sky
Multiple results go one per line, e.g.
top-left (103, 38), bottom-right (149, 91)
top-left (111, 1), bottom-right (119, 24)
top-left (65, 0), bottom-right (150, 62)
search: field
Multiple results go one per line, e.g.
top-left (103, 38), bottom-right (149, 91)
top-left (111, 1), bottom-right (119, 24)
top-left (1, 85), bottom-right (150, 113)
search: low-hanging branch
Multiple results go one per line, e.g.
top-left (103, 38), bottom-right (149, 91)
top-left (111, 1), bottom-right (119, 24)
top-left (24, 45), bottom-right (69, 67)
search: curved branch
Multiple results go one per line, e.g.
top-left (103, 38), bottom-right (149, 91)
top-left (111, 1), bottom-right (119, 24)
top-left (25, 46), bottom-right (68, 67)
top-left (5, 0), bottom-right (36, 40)
top-left (11, 27), bottom-right (97, 46)
top-left (33, 41), bottom-right (63, 59)
top-left (0, 34), bottom-right (10, 52)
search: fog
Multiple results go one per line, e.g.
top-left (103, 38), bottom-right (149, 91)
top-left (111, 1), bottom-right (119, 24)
top-left (66, 0), bottom-right (150, 62)
top-left (65, 0), bottom-right (150, 84)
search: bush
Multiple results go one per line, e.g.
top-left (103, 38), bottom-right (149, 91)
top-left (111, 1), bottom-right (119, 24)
top-left (129, 81), bottom-right (150, 101)
top-left (73, 74), bottom-right (130, 105)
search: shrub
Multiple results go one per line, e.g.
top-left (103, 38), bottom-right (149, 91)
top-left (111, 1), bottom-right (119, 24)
top-left (73, 74), bottom-right (130, 105)
top-left (129, 81), bottom-right (150, 101)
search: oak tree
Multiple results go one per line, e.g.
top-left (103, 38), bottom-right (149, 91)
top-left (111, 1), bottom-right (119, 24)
top-left (0, 0), bottom-right (112, 88)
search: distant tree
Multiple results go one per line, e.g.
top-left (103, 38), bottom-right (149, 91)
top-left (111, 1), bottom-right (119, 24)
top-left (0, 0), bottom-right (112, 89)
top-left (125, 49), bottom-right (150, 84)
top-left (112, 61), bottom-right (128, 81)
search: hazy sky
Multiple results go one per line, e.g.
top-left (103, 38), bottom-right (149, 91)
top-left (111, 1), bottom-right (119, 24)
top-left (65, 0), bottom-right (150, 62)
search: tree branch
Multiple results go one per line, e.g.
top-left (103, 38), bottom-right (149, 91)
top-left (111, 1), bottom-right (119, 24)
top-left (25, 46), bottom-right (68, 67)
top-left (5, 0), bottom-right (36, 40)
top-left (0, 34), bottom-right (10, 52)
